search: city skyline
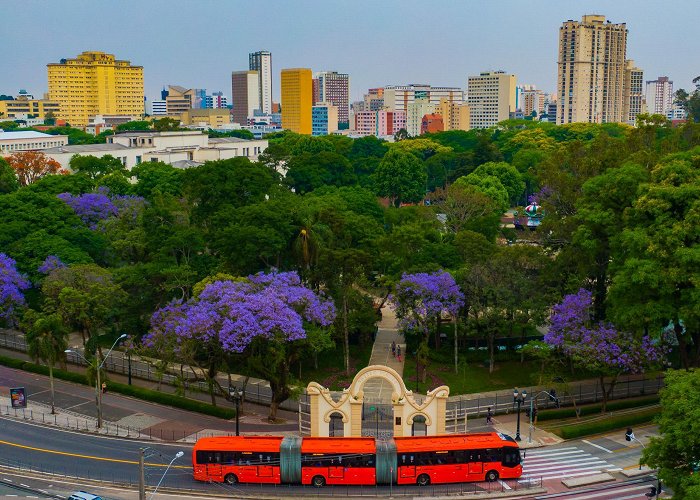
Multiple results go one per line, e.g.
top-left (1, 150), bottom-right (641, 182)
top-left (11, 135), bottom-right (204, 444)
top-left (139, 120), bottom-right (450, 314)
top-left (2, 0), bottom-right (698, 105)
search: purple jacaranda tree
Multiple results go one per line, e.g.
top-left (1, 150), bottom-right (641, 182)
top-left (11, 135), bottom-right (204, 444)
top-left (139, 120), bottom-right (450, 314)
top-left (57, 188), bottom-right (146, 230)
top-left (38, 255), bottom-right (67, 275)
top-left (391, 270), bottom-right (464, 379)
top-left (144, 270), bottom-right (335, 420)
top-left (545, 289), bottom-right (667, 412)
top-left (0, 253), bottom-right (30, 325)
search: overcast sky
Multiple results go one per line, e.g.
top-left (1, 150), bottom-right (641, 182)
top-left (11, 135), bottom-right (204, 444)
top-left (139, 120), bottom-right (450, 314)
top-left (2, 0), bottom-right (698, 103)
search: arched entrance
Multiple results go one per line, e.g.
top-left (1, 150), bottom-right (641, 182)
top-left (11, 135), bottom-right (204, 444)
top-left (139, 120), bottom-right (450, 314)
top-left (412, 415), bottom-right (427, 436)
top-left (306, 365), bottom-right (449, 437)
top-left (329, 412), bottom-right (344, 436)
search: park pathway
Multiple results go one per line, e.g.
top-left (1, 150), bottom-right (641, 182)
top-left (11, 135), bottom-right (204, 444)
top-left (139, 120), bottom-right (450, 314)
top-left (363, 304), bottom-right (406, 403)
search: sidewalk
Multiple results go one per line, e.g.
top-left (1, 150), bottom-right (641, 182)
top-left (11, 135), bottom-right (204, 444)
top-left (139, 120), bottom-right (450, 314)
top-left (363, 304), bottom-right (405, 401)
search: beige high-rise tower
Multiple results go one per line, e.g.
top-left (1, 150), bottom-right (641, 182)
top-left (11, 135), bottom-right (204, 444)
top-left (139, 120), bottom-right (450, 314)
top-left (557, 15), bottom-right (627, 124)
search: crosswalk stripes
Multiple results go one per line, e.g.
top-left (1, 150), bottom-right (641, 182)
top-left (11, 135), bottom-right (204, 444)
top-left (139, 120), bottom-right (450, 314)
top-left (535, 483), bottom-right (655, 499)
top-left (520, 446), bottom-right (622, 481)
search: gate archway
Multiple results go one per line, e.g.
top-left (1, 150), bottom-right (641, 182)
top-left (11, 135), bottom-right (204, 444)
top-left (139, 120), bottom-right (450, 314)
top-left (306, 365), bottom-right (449, 437)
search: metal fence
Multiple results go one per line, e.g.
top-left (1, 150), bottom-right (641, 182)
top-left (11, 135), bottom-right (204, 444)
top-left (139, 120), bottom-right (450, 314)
top-left (445, 373), bottom-right (664, 432)
top-left (0, 329), bottom-right (293, 410)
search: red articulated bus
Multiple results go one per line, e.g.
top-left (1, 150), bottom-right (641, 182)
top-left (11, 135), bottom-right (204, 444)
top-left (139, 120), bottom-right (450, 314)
top-left (192, 432), bottom-right (522, 487)
top-left (394, 433), bottom-right (522, 486)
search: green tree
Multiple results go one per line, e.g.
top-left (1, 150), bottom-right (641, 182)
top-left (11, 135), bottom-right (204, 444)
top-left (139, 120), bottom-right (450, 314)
top-left (643, 369), bottom-right (700, 498)
top-left (454, 172), bottom-right (509, 213)
top-left (207, 128), bottom-right (254, 140)
top-left (131, 161), bottom-right (183, 198)
top-left (373, 149), bottom-right (427, 207)
top-left (285, 151), bottom-right (356, 193)
top-left (23, 311), bottom-right (68, 414)
top-left (0, 157), bottom-right (19, 194)
top-left (42, 264), bottom-right (128, 349)
top-left (470, 161), bottom-right (525, 205)
top-left (116, 121), bottom-right (151, 132)
top-left (152, 117), bottom-right (181, 131)
top-left (69, 154), bottom-right (125, 180)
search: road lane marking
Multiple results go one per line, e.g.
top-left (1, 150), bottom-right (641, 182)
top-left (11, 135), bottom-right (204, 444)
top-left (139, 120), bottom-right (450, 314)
top-left (498, 479), bottom-right (511, 490)
top-left (0, 439), bottom-right (190, 469)
top-left (526, 446), bottom-right (579, 455)
top-left (20, 483), bottom-right (30, 488)
top-left (582, 439), bottom-right (614, 453)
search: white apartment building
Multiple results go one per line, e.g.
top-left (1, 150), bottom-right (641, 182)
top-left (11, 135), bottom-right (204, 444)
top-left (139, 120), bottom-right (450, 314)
top-left (624, 61), bottom-right (644, 125)
top-left (646, 76), bottom-right (674, 116)
top-left (40, 131), bottom-right (268, 170)
top-left (150, 100), bottom-right (167, 116)
top-left (0, 130), bottom-right (68, 154)
top-left (467, 71), bottom-right (516, 129)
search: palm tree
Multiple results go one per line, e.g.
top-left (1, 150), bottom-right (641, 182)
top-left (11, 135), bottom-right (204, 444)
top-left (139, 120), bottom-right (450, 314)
top-left (25, 312), bottom-right (68, 414)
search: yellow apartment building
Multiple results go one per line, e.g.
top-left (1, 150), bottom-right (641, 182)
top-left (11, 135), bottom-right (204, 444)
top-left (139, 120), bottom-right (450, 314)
top-left (47, 51), bottom-right (144, 127)
top-left (439, 98), bottom-right (470, 131)
top-left (281, 68), bottom-right (312, 134)
top-left (181, 108), bottom-right (231, 128)
top-left (0, 96), bottom-right (60, 120)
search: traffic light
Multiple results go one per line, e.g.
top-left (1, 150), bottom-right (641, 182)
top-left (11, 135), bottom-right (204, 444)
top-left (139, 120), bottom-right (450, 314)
top-left (625, 427), bottom-right (635, 442)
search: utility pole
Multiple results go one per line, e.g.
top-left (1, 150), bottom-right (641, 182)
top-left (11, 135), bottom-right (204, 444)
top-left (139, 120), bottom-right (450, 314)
top-left (139, 448), bottom-right (146, 500)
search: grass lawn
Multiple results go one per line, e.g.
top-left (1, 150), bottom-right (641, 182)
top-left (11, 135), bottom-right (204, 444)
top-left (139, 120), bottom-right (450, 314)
top-left (298, 342), bottom-right (374, 390)
top-left (403, 354), bottom-right (547, 394)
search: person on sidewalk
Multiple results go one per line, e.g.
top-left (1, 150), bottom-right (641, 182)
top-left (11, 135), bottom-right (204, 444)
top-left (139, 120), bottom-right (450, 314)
top-left (396, 345), bottom-right (401, 361)
top-left (101, 382), bottom-right (107, 394)
top-left (391, 341), bottom-right (396, 357)
top-left (486, 407), bottom-right (493, 425)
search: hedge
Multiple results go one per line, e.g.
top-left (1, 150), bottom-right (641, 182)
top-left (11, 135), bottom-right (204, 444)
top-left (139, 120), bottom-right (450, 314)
top-left (537, 395), bottom-right (660, 422)
top-left (555, 408), bottom-right (660, 440)
top-left (0, 355), bottom-right (236, 419)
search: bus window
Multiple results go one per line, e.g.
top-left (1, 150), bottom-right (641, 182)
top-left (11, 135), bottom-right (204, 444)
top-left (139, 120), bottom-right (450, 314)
top-left (502, 449), bottom-right (521, 467)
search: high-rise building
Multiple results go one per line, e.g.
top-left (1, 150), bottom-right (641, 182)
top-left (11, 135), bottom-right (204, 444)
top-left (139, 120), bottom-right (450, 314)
top-left (204, 91), bottom-right (229, 109)
top-left (281, 68), bottom-right (313, 134)
top-left (231, 71), bottom-right (260, 125)
top-left (623, 60), bottom-right (644, 125)
top-left (467, 71), bottom-right (516, 129)
top-left (520, 87), bottom-right (545, 118)
top-left (384, 85), bottom-right (463, 113)
top-left (150, 100), bottom-right (167, 116)
top-left (557, 15), bottom-right (628, 124)
top-left (47, 51), bottom-right (144, 127)
top-left (406, 98), bottom-right (438, 137)
top-left (312, 102), bottom-right (339, 136)
top-left (353, 109), bottom-right (405, 137)
top-left (439, 98), bottom-right (470, 131)
top-left (315, 71), bottom-right (350, 128)
top-left (249, 51), bottom-right (272, 114)
top-left (646, 76), bottom-right (674, 116)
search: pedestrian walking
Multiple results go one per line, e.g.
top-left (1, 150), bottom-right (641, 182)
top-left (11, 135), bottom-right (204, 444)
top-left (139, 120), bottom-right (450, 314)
top-left (486, 407), bottom-right (493, 425)
top-left (391, 341), bottom-right (396, 357)
top-left (396, 345), bottom-right (401, 361)
top-left (101, 382), bottom-right (107, 394)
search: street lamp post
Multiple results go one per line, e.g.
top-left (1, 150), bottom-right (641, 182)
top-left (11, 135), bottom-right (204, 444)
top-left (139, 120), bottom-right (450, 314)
top-left (528, 390), bottom-right (557, 444)
top-left (128, 352), bottom-right (132, 386)
top-left (229, 385), bottom-right (243, 436)
top-left (66, 333), bottom-right (126, 428)
top-left (150, 450), bottom-right (184, 499)
top-left (513, 388), bottom-right (527, 441)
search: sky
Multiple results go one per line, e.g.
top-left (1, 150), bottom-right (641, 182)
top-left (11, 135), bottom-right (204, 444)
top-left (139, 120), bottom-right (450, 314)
top-left (2, 0), bottom-right (698, 103)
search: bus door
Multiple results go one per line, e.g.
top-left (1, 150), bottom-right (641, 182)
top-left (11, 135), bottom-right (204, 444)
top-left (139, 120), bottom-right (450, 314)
top-left (468, 450), bottom-right (483, 476)
top-left (399, 454), bottom-right (416, 479)
top-left (206, 463), bottom-right (223, 481)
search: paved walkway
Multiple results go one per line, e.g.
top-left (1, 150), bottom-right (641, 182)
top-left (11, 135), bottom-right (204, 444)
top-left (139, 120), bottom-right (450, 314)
top-left (363, 305), bottom-right (406, 402)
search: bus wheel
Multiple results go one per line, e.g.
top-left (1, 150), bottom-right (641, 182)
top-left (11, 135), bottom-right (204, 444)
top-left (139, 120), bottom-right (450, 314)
top-left (417, 474), bottom-right (431, 486)
top-left (312, 475), bottom-right (326, 488)
top-left (486, 470), bottom-right (499, 482)
top-left (224, 473), bottom-right (238, 485)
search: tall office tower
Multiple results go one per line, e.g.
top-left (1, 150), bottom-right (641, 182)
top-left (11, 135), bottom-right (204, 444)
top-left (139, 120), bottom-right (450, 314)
top-left (205, 91), bottom-right (229, 109)
top-left (467, 71), bottom-right (516, 129)
top-left (315, 71), bottom-right (350, 128)
top-left (47, 51), bottom-right (144, 127)
top-left (623, 60), bottom-right (644, 125)
top-left (646, 76), bottom-right (674, 116)
top-left (439, 98), bottom-right (470, 131)
top-left (364, 88), bottom-right (385, 111)
top-left (384, 85), bottom-right (463, 113)
top-left (249, 50), bottom-right (272, 114)
top-left (231, 71), bottom-right (260, 125)
top-left (281, 68), bottom-right (313, 134)
top-left (557, 15), bottom-right (628, 124)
